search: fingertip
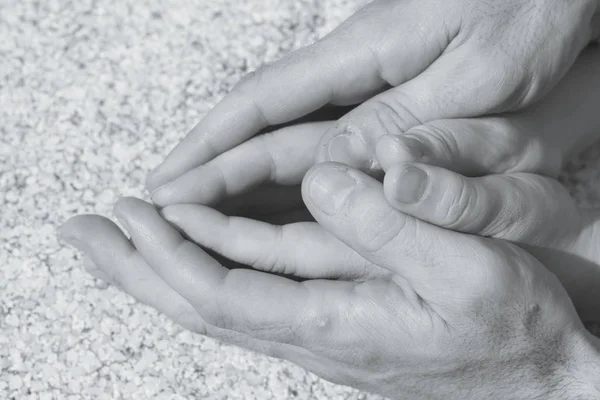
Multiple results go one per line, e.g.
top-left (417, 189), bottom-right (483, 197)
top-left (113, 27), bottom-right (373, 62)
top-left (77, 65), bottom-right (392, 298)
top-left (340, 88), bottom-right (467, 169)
top-left (58, 216), bottom-right (78, 241)
top-left (383, 163), bottom-right (430, 208)
top-left (113, 196), bottom-right (138, 218)
top-left (376, 135), bottom-right (412, 171)
top-left (302, 161), bottom-right (347, 193)
top-left (158, 203), bottom-right (184, 223)
top-left (58, 214), bottom-right (102, 244)
top-left (144, 168), bottom-right (158, 193)
top-left (376, 134), bottom-right (430, 172)
top-left (150, 183), bottom-right (174, 207)
top-left (113, 197), bottom-right (159, 233)
top-left (144, 169), bottom-right (159, 193)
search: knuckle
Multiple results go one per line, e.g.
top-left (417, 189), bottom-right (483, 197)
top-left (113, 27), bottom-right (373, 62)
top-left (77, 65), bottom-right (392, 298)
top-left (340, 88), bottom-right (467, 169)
top-left (481, 53), bottom-right (532, 111)
top-left (491, 118), bottom-right (562, 176)
top-left (458, 49), bottom-right (531, 114)
top-left (481, 118), bottom-right (526, 173)
top-left (249, 226), bottom-right (290, 274)
top-left (439, 178), bottom-right (477, 230)
top-left (257, 134), bottom-right (279, 182)
top-left (482, 175), bottom-right (526, 237)
top-left (410, 121), bottom-right (459, 160)
top-left (370, 94), bottom-right (422, 134)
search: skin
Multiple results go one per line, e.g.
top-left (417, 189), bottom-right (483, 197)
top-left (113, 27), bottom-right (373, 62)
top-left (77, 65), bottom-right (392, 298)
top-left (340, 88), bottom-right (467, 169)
top-left (60, 164), bottom-right (600, 399)
top-left (151, 47), bottom-right (600, 205)
top-left (145, 0), bottom-right (600, 191)
top-left (143, 48), bottom-right (600, 323)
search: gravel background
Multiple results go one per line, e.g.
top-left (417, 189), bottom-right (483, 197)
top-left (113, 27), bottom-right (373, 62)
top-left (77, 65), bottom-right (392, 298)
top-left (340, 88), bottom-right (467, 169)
top-left (2, 0), bottom-right (600, 399)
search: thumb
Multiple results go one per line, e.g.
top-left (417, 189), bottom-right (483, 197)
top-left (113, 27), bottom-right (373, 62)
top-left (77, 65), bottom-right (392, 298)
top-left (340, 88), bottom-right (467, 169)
top-left (382, 162), bottom-right (583, 248)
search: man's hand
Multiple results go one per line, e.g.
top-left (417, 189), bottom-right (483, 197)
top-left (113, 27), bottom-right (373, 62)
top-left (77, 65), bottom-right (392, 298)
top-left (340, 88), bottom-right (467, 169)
top-left (371, 46), bottom-right (600, 178)
top-left (379, 160), bottom-right (600, 323)
top-left (146, 0), bottom-right (600, 190)
top-left (149, 46), bottom-right (600, 208)
top-left (61, 164), bottom-right (600, 399)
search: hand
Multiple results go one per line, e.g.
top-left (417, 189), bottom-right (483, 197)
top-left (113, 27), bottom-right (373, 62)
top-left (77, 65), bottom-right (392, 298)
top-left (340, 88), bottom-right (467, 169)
top-left (61, 163), bottom-right (600, 399)
top-left (151, 120), bottom-right (331, 219)
top-left (146, 0), bottom-right (600, 190)
top-left (150, 46), bottom-right (600, 212)
top-left (146, 57), bottom-right (600, 322)
top-left (379, 160), bottom-right (600, 323)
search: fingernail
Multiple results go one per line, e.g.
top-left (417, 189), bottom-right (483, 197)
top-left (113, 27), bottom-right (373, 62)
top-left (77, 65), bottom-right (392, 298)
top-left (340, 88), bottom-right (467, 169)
top-left (145, 172), bottom-right (157, 192)
top-left (327, 133), bottom-right (371, 169)
top-left (401, 136), bottom-right (427, 160)
top-left (59, 231), bottom-right (85, 251)
top-left (114, 214), bottom-right (130, 232)
top-left (394, 165), bottom-right (428, 204)
top-left (309, 166), bottom-right (357, 215)
top-left (146, 166), bottom-right (167, 193)
top-left (151, 181), bottom-right (176, 205)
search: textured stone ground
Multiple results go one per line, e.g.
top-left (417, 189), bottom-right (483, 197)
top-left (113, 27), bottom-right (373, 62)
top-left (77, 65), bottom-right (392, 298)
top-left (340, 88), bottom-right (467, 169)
top-left (2, 0), bottom-right (600, 399)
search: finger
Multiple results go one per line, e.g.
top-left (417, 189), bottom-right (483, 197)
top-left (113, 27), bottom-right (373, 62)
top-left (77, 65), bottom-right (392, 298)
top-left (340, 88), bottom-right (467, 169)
top-left (82, 255), bottom-right (113, 284)
top-left (113, 197), bottom-right (362, 350)
top-left (160, 203), bottom-right (385, 281)
top-left (59, 215), bottom-right (207, 334)
top-left (375, 118), bottom-right (561, 178)
top-left (146, 0), bottom-right (456, 191)
top-left (382, 162), bottom-right (583, 248)
top-left (151, 122), bottom-right (327, 207)
top-left (301, 162), bottom-right (490, 298)
top-left (59, 216), bottom-right (326, 363)
top-left (375, 47), bottom-right (600, 178)
top-left (314, 45), bottom-right (538, 172)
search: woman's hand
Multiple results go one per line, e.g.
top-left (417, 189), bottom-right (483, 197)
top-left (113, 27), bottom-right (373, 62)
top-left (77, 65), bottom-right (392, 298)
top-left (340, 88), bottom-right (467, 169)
top-left (146, 0), bottom-right (600, 191)
top-left (60, 163), bottom-right (600, 399)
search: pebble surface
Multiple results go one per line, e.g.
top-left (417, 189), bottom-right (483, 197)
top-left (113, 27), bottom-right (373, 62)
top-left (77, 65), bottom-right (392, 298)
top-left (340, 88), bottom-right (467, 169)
top-left (1, 0), bottom-right (600, 399)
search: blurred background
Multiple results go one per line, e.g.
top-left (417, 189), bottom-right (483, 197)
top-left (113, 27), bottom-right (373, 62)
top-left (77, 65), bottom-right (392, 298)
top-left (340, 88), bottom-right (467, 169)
top-left (2, 0), bottom-right (600, 398)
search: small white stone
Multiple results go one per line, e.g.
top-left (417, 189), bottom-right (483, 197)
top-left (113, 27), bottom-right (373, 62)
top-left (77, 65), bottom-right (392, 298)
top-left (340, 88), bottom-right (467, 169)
top-left (5, 314), bottom-right (19, 326)
top-left (8, 375), bottom-right (23, 390)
